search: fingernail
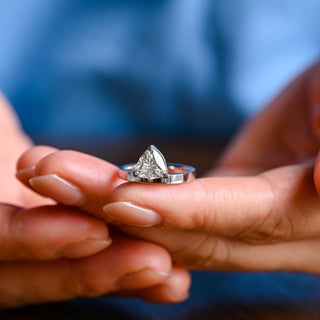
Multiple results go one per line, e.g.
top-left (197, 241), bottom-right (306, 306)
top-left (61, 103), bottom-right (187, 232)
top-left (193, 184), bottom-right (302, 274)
top-left (119, 269), bottom-right (170, 290)
top-left (103, 202), bottom-right (161, 227)
top-left (16, 166), bottom-right (35, 182)
top-left (61, 239), bottom-right (112, 258)
top-left (29, 174), bottom-right (85, 206)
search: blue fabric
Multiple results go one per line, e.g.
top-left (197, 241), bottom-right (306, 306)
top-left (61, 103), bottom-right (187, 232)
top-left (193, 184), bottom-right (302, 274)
top-left (92, 271), bottom-right (320, 319)
top-left (0, 1), bottom-right (320, 142)
top-left (1, 271), bottom-right (320, 319)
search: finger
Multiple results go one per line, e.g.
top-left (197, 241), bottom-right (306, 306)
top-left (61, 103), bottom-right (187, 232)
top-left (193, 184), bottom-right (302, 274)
top-left (112, 265), bottom-right (191, 303)
top-left (214, 62), bottom-right (318, 177)
top-left (16, 145), bottom-right (59, 186)
top-left (112, 222), bottom-right (320, 273)
top-left (16, 149), bottom-right (121, 214)
top-left (18, 149), bottom-right (320, 243)
top-left (0, 203), bottom-right (111, 260)
top-left (104, 162), bottom-right (320, 243)
top-left (14, 146), bottom-right (59, 207)
top-left (0, 234), bottom-right (174, 308)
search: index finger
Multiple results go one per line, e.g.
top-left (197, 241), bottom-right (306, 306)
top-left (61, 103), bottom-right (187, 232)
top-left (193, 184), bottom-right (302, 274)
top-left (16, 147), bottom-right (123, 218)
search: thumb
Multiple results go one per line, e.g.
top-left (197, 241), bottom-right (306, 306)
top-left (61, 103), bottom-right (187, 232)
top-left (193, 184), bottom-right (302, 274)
top-left (103, 163), bottom-right (320, 241)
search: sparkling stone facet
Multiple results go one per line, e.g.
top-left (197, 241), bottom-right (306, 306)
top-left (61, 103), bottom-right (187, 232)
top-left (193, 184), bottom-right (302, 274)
top-left (134, 145), bottom-right (168, 179)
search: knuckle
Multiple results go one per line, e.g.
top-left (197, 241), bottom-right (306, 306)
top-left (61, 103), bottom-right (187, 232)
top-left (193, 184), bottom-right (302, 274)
top-left (69, 263), bottom-right (108, 297)
top-left (197, 238), bottom-right (236, 269)
top-left (172, 235), bottom-right (233, 269)
top-left (240, 174), bottom-right (293, 244)
top-left (194, 242), bottom-right (229, 269)
top-left (246, 210), bottom-right (293, 244)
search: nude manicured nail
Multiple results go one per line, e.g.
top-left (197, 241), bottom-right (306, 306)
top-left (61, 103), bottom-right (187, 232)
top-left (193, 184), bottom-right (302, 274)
top-left (29, 174), bottom-right (85, 205)
top-left (16, 166), bottom-right (35, 182)
top-left (118, 269), bottom-right (170, 290)
top-left (103, 202), bottom-right (161, 227)
top-left (61, 239), bottom-right (112, 258)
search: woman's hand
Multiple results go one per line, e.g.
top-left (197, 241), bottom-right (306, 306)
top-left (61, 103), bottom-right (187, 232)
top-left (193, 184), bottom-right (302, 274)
top-left (101, 62), bottom-right (320, 272)
top-left (19, 62), bottom-right (320, 274)
top-left (0, 94), bottom-right (190, 308)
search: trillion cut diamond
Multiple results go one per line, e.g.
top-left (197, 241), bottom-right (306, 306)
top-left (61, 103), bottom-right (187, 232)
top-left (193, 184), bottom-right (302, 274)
top-left (134, 145), bottom-right (168, 179)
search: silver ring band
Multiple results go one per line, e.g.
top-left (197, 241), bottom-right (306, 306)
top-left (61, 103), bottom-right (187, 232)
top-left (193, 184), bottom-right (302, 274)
top-left (119, 162), bottom-right (196, 184)
top-left (118, 145), bottom-right (196, 184)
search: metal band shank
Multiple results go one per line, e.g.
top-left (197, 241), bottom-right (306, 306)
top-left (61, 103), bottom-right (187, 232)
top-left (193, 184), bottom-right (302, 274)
top-left (119, 162), bottom-right (196, 184)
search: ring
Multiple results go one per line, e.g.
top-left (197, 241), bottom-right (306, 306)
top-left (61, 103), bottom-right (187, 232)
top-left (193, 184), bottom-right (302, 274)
top-left (119, 145), bottom-right (196, 184)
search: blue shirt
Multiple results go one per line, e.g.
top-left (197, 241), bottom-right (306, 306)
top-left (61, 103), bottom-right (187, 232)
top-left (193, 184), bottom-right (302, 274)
top-left (0, 1), bottom-right (319, 142)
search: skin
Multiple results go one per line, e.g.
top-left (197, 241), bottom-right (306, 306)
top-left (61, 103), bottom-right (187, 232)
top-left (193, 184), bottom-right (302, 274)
top-left (0, 93), bottom-right (191, 308)
top-left (17, 62), bottom-right (320, 274)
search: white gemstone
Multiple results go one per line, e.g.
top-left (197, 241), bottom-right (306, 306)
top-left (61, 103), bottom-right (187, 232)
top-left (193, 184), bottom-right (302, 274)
top-left (134, 145), bottom-right (168, 179)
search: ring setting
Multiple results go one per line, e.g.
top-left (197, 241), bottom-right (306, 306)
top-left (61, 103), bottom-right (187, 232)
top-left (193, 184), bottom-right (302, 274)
top-left (119, 145), bottom-right (196, 184)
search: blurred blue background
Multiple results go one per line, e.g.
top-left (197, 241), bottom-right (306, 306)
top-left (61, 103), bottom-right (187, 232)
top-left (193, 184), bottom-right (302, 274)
top-left (0, 0), bottom-right (319, 145)
top-left (1, 1), bottom-right (320, 318)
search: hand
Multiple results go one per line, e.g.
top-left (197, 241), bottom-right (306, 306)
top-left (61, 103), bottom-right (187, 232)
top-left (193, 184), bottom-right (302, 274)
top-left (18, 62), bottom-right (320, 273)
top-left (101, 62), bottom-right (320, 272)
top-left (0, 94), bottom-right (190, 308)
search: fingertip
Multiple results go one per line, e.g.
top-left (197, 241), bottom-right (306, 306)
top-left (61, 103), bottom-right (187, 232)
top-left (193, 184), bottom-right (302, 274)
top-left (15, 165), bottom-right (36, 185)
top-left (110, 266), bottom-right (191, 303)
top-left (11, 205), bottom-right (111, 260)
top-left (107, 179), bottom-right (206, 230)
top-left (16, 145), bottom-right (58, 177)
top-left (162, 266), bottom-right (191, 300)
top-left (116, 235), bottom-right (173, 274)
top-left (30, 150), bottom-right (121, 200)
top-left (17, 148), bottom-right (123, 218)
top-left (138, 266), bottom-right (191, 303)
top-left (28, 174), bottom-right (86, 206)
top-left (118, 268), bottom-right (170, 291)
